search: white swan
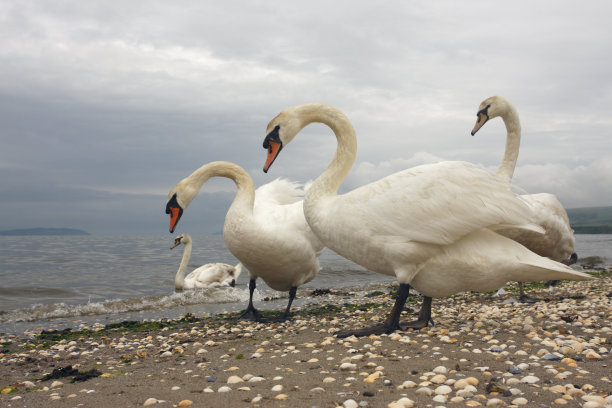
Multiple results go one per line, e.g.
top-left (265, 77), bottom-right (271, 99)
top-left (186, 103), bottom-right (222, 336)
top-left (166, 161), bottom-right (324, 321)
top-left (262, 103), bottom-right (591, 337)
top-left (471, 96), bottom-right (578, 299)
top-left (170, 233), bottom-right (242, 291)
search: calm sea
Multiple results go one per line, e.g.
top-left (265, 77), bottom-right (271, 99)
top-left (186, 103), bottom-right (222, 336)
top-left (0, 234), bottom-right (610, 336)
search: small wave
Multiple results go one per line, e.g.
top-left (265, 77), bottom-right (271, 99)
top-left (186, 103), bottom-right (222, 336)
top-left (0, 286), bottom-right (268, 323)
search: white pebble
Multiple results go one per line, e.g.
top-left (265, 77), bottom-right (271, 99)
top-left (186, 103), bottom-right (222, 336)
top-left (143, 398), bottom-right (158, 406)
top-left (433, 365), bottom-right (448, 374)
top-left (582, 402), bottom-right (604, 408)
top-left (511, 397), bottom-right (528, 405)
top-left (486, 398), bottom-right (505, 407)
top-left (50, 381), bottom-right (63, 388)
top-left (217, 386), bottom-right (231, 393)
top-left (520, 375), bottom-right (540, 384)
top-left (271, 384), bottom-right (283, 392)
top-left (227, 375), bottom-right (243, 384)
top-left (248, 376), bottom-right (265, 383)
top-left (388, 397), bottom-right (414, 408)
top-left (343, 399), bottom-right (359, 408)
top-left (435, 385), bottom-right (452, 395)
top-left (415, 387), bottom-right (433, 396)
top-left (398, 380), bottom-right (416, 389)
top-left (340, 362), bottom-right (357, 371)
top-left (432, 394), bottom-right (447, 402)
top-left (430, 374), bottom-right (447, 384)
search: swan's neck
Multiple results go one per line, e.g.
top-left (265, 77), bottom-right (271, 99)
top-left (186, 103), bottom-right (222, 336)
top-left (175, 241), bottom-right (191, 290)
top-left (186, 161), bottom-right (255, 216)
top-left (496, 105), bottom-right (521, 183)
top-left (299, 104), bottom-right (357, 200)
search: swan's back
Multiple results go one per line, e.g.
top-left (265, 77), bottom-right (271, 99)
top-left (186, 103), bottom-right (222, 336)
top-left (311, 161), bottom-right (535, 245)
top-left (186, 262), bottom-right (240, 287)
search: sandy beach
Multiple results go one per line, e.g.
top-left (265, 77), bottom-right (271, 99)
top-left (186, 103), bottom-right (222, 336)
top-left (1, 273), bottom-right (611, 408)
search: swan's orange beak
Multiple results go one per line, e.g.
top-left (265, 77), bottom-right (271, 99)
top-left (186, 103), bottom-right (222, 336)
top-left (263, 125), bottom-right (283, 173)
top-left (168, 207), bottom-right (181, 233)
top-left (263, 141), bottom-right (282, 173)
top-left (471, 109), bottom-right (490, 136)
top-left (170, 237), bottom-right (181, 249)
top-left (165, 194), bottom-right (183, 233)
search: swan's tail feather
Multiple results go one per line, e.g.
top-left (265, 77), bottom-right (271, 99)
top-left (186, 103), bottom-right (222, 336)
top-left (517, 259), bottom-right (593, 283)
top-left (233, 263), bottom-right (243, 279)
top-left (489, 223), bottom-right (545, 234)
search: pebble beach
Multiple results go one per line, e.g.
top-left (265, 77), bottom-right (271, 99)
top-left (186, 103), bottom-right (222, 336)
top-left (1, 274), bottom-right (611, 408)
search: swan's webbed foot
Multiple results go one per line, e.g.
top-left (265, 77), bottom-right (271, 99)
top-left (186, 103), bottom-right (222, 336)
top-left (545, 280), bottom-right (560, 288)
top-left (256, 313), bottom-right (291, 323)
top-left (237, 306), bottom-right (263, 321)
top-left (518, 294), bottom-right (539, 304)
top-left (238, 278), bottom-right (263, 321)
top-left (336, 283), bottom-right (413, 338)
top-left (257, 286), bottom-right (297, 323)
top-left (517, 282), bottom-right (539, 303)
top-left (400, 295), bottom-right (434, 330)
top-left (335, 323), bottom-right (401, 338)
top-left (400, 316), bottom-right (434, 330)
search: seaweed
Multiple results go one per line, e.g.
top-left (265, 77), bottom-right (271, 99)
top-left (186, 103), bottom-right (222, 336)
top-left (41, 365), bottom-right (102, 383)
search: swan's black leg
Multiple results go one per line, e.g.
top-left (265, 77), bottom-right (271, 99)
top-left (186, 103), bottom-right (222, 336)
top-left (259, 286), bottom-right (297, 323)
top-left (545, 252), bottom-right (578, 288)
top-left (238, 279), bottom-right (263, 321)
top-left (518, 282), bottom-right (538, 303)
top-left (336, 283), bottom-right (411, 338)
top-left (230, 279), bottom-right (236, 287)
top-left (401, 296), bottom-right (434, 329)
top-left (280, 286), bottom-right (297, 320)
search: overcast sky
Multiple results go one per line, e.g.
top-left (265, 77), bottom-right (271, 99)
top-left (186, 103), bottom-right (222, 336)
top-left (1, 1), bottom-right (611, 235)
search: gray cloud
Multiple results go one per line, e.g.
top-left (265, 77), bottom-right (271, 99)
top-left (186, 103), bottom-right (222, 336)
top-left (1, 0), bottom-right (611, 234)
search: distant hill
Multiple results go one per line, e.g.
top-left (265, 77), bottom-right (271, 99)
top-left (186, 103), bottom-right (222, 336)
top-left (567, 206), bottom-right (612, 234)
top-left (0, 228), bottom-right (90, 236)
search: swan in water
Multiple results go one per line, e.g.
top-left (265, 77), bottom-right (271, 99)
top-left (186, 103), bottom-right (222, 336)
top-left (262, 103), bottom-right (591, 337)
top-left (166, 161), bottom-right (324, 321)
top-left (170, 233), bottom-right (242, 291)
top-left (471, 95), bottom-right (577, 300)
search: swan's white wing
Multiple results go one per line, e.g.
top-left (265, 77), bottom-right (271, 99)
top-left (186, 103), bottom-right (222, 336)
top-left (254, 178), bottom-right (304, 208)
top-left (343, 161), bottom-right (536, 246)
top-left (185, 263), bottom-right (237, 287)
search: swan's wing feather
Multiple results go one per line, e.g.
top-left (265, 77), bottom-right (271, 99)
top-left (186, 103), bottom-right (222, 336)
top-left (497, 192), bottom-right (576, 261)
top-left (344, 162), bottom-right (535, 246)
top-left (254, 178), bottom-right (304, 208)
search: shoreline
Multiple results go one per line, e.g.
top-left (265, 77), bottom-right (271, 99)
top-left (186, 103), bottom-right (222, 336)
top-left (1, 275), bottom-right (611, 408)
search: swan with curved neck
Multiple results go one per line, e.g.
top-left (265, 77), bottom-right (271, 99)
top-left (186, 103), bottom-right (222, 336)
top-left (262, 103), bottom-right (590, 337)
top-left (166, 161), bottom-right (324, 321)
top-left (171, 233), bottom-right (242, 290)
top-left (471, 96), bottom-right (577, 299)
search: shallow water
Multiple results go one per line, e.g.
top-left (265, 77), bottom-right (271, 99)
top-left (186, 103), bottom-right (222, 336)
top-left (0, 234), bottom-right (609, 336)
